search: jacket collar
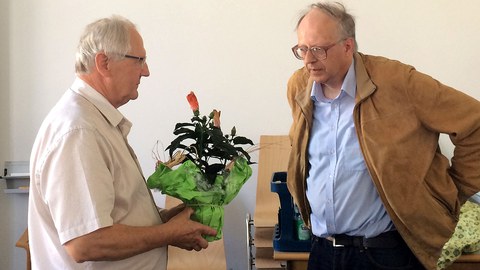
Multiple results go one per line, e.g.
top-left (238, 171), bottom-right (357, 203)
top-left (294, 52), bottom-right (377, 125)
top-left (354, 52), bottom-right (377, 103)
top-left (295, 72), bottom-right (314, 127)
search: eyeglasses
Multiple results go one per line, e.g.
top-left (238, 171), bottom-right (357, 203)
top-left (291, 39), bottom-right (344, 60)
top-left (124, 54), bottom-right (147, 68)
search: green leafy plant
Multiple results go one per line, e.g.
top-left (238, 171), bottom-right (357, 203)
top-left (165, 91), bottom-right (254, 183)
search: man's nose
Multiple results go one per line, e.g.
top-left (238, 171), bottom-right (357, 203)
top-left (142, 62), bottom-right (150, 77)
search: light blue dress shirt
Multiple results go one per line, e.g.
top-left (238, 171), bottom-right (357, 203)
top-left (306, 61), bottom-right (395, 238)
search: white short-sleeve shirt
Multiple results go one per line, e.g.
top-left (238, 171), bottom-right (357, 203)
top-left (28, 78), bottom-right (167, 269)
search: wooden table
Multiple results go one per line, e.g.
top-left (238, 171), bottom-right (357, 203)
top-left (448, 253), bottom-right (480, 270)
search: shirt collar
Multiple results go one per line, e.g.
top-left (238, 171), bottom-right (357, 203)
top-left (310, 59), bottom-right (357, 102)
top-left (70, 77), bottom-right (128, 132)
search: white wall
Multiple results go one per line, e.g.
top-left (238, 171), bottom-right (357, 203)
top-left (2, 0), bottom-right (479, 269)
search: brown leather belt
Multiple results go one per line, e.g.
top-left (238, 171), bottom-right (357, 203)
top-left (325, 230), bottom-right (401, 249)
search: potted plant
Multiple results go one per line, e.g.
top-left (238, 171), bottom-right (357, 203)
top-left (147, 91), bottom-right (255, 241)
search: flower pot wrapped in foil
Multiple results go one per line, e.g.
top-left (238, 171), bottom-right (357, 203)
top-left (147, 156), bottom-right (252, 241)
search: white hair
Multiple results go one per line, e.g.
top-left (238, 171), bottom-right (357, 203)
top-left (75, 15), bottom-right (136, 74)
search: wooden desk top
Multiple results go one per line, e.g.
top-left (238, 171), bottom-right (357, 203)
top-left (273, 250), bottom-right (480, 264)
top-left (273, 250), bottom-right (309, 261)
top-left (455, 252), bottom-right (480, 262)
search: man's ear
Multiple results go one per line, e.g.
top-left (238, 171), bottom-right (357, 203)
top-left (95, 53), bottom-right (111, 77)
top-left (344, 38), bottom-right (355, 53)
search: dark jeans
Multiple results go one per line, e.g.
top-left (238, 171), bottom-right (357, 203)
top-left (307, 235), bottom-right (425, 270)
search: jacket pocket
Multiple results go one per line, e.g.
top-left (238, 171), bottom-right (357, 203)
top-left (423, 171), bottom-right (460, 221)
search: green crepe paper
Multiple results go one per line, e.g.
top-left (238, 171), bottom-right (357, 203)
top-left (147, 156), bottom-right (252, 241)
top-left (437, 201), bottom-right (480, 269)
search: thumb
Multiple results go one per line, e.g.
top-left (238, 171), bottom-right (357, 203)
top-left (183, 207), bottom-right (195, 217)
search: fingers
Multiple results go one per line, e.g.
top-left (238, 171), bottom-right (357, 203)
top-left (165, 206), bottom-right (218, 251)
top-left (200, 225), bottom-right (217, 237)
top-left (162, 206), bottom-right (191, 223)
top-left (181, 208), bottom-right (217, 238)
top-left (166, 204), bottom-right (187, 221)
top-left (198, 238), bottom-right (209, 249)
top-left (186, 244), bottom-right (203, 252)
top-left (190, 235), bottom-right (209, 251)
top-left (176, 233), bottom-right (209, 251)
top-left (194, 244), bottom-right (203, 252)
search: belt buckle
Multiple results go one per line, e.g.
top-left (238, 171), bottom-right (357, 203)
top-left (332, 237), bottom-right (344, 248)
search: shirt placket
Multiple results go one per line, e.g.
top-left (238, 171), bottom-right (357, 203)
top-left (325, 100), bottom-right (340, 235)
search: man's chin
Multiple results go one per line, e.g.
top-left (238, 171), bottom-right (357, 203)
top-left (309, 76), bottom-right (325, 84)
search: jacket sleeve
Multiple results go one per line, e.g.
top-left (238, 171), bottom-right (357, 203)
top-left (406, 69), bottom-right (480, 203)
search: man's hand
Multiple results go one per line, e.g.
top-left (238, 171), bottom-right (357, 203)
top-left (165, 207), bottom-right (217, 251)
top-left (159, 203), bottom-right (186, 222)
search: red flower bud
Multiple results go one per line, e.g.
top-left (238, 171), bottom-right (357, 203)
top-left (186, 91), bottom-right (199, 113)
top-left (213, 109), bottom-right (221, 128)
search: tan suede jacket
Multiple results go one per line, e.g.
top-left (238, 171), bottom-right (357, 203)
top-left (286, 52), bottom-right (480, 269)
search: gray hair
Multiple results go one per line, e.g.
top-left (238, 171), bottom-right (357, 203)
top-left (75, 15), bottom-right (136, 74)
top-left (296, 2), bottom-right (358, 51)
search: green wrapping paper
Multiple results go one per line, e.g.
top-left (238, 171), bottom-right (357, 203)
top-left (147, 156), bottom-right (252, 241)
top-left (437, 201), bottom-right (480, 269)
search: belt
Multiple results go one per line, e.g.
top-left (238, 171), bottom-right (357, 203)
top-left (324, 230), bottom-right (401, 249)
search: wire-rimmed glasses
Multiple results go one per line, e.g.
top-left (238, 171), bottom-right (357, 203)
top-left (291, 39), bottom-right (344, 60)
top-left (124, 54), bottom-right (147, 68)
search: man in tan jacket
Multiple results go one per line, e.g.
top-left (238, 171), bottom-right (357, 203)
top-left (287, 2), bottom-right (480, 270)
